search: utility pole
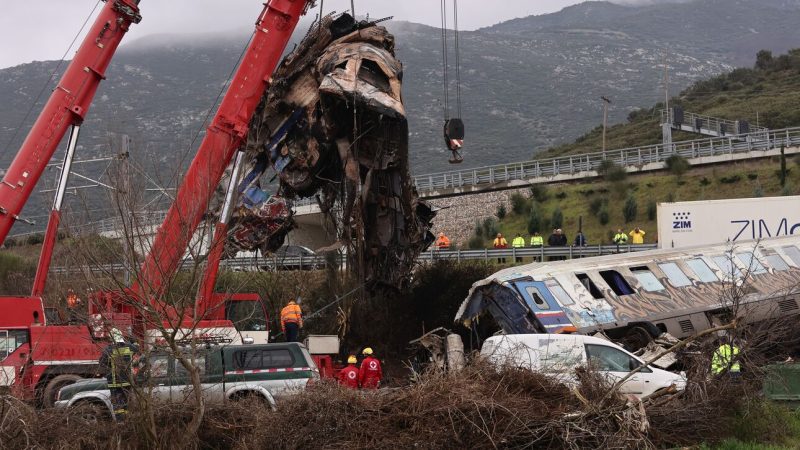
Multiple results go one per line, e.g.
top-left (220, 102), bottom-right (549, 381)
top-left (663, 51), bottom-right (670, 114)
top-left (601, 96), bottom-right (612, 154)
top-left (662, 51), bottom-right (673, 146)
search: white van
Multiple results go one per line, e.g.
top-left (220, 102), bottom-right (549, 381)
top-left (480, 334), bottom-right (686, 398)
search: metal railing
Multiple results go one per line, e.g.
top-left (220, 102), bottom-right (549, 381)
top-left (660, 109), bottom-right (769, 141)
top-left (50, 244), bottom-right (658, 274)
top-left (51, 125), bottom-right (800, 237)
top-left (412, 126), bottom-right (800, 193)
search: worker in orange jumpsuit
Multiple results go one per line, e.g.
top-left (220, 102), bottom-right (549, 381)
top-left (280, 299), bottom-right (303, 342)
top-left (435, 232), bottom-right (451, 250)
top-left (358, 347), bottom-right (383, 389)
top-left (337, 355), bottom-right (360, 389)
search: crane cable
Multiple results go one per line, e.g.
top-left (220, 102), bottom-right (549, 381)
top-left (453, 0), bottom-right (462, 119)
top-left (440, 0), bottom-right (450, 122)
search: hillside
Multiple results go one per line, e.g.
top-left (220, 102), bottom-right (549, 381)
top-left (456, 50), bottom-right (800, 248)
top-left (540, 48), bottom-right (800, 157)
top-left (2, 0), bottom-right (800, 232)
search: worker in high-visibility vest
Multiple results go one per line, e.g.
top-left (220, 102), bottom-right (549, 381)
top-left (99, 328), bottom-right (139, 420)
top-left (280, 299), bottom-right (303, 342)
top-left (337, 355), bottom-right (360, 389)
top-left (629, 227), bottom-right (646, 244)
top-left (711, 342), bottom-right (741, 376)
top-left (435, 232), bottom-right (451, 250)
top-left (511, 233), bottom-right (525, 262)
top-left (530, 232), bottom-right (544, 247)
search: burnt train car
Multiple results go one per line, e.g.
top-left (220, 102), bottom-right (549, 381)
top-left (455, 236), bottom-right (800, 349)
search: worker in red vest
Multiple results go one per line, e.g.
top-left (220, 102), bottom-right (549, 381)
top-left (337, 355), bottom-right (360, 389)
top-left (358, 347), bottom-right (383, 389)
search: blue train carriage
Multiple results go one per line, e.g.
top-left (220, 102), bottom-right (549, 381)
top-left (455, 235), bottom-right (800, 350)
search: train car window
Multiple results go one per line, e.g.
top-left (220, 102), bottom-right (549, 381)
top-left (781, 246), bottom-right (800, 267)
top-left (711, 255), bottom-right (742, 280)
top-left (735, 252), bottom-right (767, 275)
top-left (686, 259), bottom-right (718, 283)
top-left (765, 254), bottom-right (789, 271)
top-left (630, 266), bottom-right (666, 292)
top-left (576, 273), bottom-right (604, 299)
top-left (599, 270), bottom-right (635, 296)
top-left (524, 286), bottom-right (550, 310)
top-left (658, 263), bottom-right (692, 287)
top-left (546, 279), bottom-right (575, 306)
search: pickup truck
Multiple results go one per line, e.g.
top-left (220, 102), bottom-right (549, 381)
top-left (55, 342), bottom-right (318, 418)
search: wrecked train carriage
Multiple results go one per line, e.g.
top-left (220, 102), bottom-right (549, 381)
top-left (228, 15), bottom-right (434, 290)
top-left (455, 236), bottom-right (800, 350)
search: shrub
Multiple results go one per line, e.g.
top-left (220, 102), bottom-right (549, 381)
top-left (719, 175), bottom-right (742, 184)
top-left (753, 186), bottom-right (764, 197)
top-left (510, 193), bottom-right (528, 215)
top-left (623, 195), bottom-right (638, 223)
top-left (647, 201), bottom-right (657, 220)
top-left (667, 192), bottom-right (676, 203)
top-left (645, 182), bottom-right (655, 188)
top-left (589, 197), bottom-right (606, 216)
top-left (26, 233), bottom-right (44, 246)
top-left (482, 218), bottom-right (499, 238)
top-left (555, 191), bottom-right (567, 200)
top-left (747, 173), bottom-right (759, 181)
top-left (530, 185), bottom-right (550, 203)
top-left (473, 220), bottom-right (483, 238)
top-left (550, 207), bottom-right (564, 229)
top-left (467, 235), bottom-right (484, 250)
top-left (496, 204), bottom-right (507, 220)
top-left (665, 154), bottom-right (690, 177)
top-left (700, 177), bottom-right (711, 186)
top-left (599, 160), bottom-right (628, 183)
top-left (782, 183), bottom-right (794, 196)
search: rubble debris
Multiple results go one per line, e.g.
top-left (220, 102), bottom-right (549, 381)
top-left (223, 13), bottom-right (435, 290)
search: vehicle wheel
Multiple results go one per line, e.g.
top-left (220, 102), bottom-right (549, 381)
top-left (621, 326), bottom-right (653, 352)
top-left (73, 400), bottom-right (111, 423)
top-left (232, 391), bottom-right (276, 411)
top-left (42, 374), bottom-right (82, 408)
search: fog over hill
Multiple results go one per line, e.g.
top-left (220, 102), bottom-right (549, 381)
top-left (1, 0), bottom-right (799, 230)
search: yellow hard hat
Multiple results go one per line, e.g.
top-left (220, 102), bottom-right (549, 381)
top-left (347, 355), bottom-right (357, 364)
top-left (362, 347), bottom-right (373, 355)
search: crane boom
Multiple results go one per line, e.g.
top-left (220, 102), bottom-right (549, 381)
top-left (136, 0), bottom-right (313, 295)
top-left (0, 0), bottom-right (142, 243)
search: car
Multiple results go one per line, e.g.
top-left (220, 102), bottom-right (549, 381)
top-left (265, 245), bottom-right (323, 271)
top-left (480, 333), bottom-right (686, 399)
top-left (55, 342), bottom-right (319, 419)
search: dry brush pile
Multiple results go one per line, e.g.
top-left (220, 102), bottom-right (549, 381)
top-left (1, 358), bottom-right (785, 450)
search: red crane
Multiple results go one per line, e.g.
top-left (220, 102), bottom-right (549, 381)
top-left (0, 0), bottom-right (316, 405)
top-left (0, 0), bottom-right (141, 405)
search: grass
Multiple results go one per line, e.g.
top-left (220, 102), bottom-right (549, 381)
top-left (473, 156), bottom-right (800, 247)
top-left (700, 400), bottom-right (800, 449)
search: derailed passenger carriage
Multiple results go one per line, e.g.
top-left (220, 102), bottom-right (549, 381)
top-left (456, 236), bottom-right (800, 350)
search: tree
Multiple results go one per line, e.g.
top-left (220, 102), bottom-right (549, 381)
top-left (646, 201), bottom-right (657, 221)
top-left (510, 192), bottom-right (529, 215)
top-left (598, 160), bottom-right (628, 183)
top-left (527, 203), bottom-right (544, 234)
top-left (623, 194), bottom-right (638, 223)
top-left (755, 49), bottom-right (773, 70)
top-left (496, 204), bottom-right (507, 219)
top-left (551, 207), bottom-right (564, 230)
top-left (482, 217), bottom-right (499, 238)
top-left (598, 205), bottom-right (610, 226)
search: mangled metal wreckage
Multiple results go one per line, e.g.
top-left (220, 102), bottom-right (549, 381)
top-left (455, 237), bottom-right (800, 355)
top-left (216, 14), bottom-right (435, 290)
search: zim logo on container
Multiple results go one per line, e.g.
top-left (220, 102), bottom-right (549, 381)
top-left (672, 212), bottom-right (692, 231)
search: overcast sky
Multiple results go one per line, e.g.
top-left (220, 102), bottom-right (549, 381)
top-left (0, 0), bottom-right (655, 69)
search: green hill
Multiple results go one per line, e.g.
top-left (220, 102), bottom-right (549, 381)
top-left (474, 50), bottom-right (800, 248)
top-left (538, 49), bottom-right (800, 158)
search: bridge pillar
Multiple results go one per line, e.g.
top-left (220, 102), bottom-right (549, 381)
top-left (662, 123), bottom-right (673, 146)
